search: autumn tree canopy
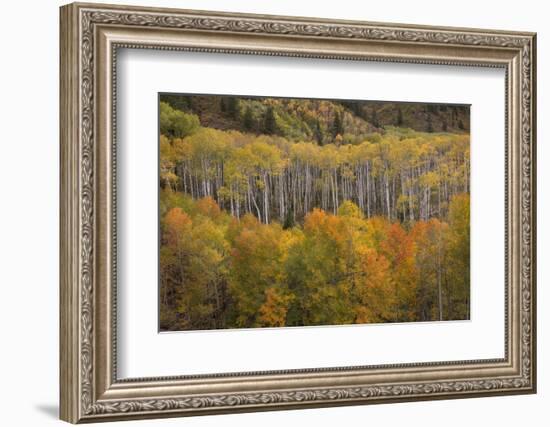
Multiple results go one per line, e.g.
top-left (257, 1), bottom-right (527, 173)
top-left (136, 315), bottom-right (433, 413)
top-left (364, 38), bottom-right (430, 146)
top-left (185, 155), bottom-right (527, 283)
top-left (158, 96), bottom-right (470, 331)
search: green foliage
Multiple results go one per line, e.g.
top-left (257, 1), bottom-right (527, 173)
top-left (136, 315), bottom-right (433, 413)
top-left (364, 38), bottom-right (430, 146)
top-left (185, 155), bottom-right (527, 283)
top-left (370, 108), bottom-right (380, 128)
top-left (227, 217), bottom-right (291, 327)
top-left (263, 105), bottom-right (277, 134)
top-left (445, 194), bottom-right (470, 319)
top-left (331, 111), bottom-right (344, 137)
top-left (426, 115), bottom-right (434, 133)
top-left (314, 119), bottom-right (323, 145)
top-left (396, 108), bottom-right (404, 126)
top-left (159, 101), bottom-right (200, 138)
top-left (161, 94), bottom-right (193, 112)
top-left (226, 97), bottom-right (240, 119)
top-left (243, 106), bottom-right (254, 130)
top-left (338, 200), bottom-right (363, 219)
top-left (161, 94), bottom-right (470, 143)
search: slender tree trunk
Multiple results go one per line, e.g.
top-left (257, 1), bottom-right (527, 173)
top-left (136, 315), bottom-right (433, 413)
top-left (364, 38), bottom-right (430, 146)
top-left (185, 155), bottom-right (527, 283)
top-left (263, 172), bottom-right (269, 223)
top-left (437, 227), bottom-right (443, 321)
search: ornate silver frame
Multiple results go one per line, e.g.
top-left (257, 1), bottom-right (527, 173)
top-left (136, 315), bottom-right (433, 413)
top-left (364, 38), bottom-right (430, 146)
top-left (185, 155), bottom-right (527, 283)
top-left (60, 2), bottom-right (537, 423)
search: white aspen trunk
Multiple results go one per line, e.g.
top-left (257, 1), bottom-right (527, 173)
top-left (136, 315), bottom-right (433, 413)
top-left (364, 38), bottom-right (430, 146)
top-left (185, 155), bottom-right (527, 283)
top-left (235, 182), bottom-right (240, 219)
top-left (201, 158), bottom-right (207, 197)
top-left (357, 166), bottom-right (364, 211)
top-left (366, 162), bottom-right (371, 217)
top-left (334, 169), bottom-right (339, 212)
top-left (304, 163), bottom-right (307, 213)
top-left (251, 188), bottom-right (262, 222)
top-left (408, 172), bottom-right (415, 222)
top-left (391, 176), bottom-right (396, 220)
top-left (438, 226), bottom-right (443, 321)
top-left (438, 181), bottom-right (441, 216)
top-left (295, 167), bottom-right (299, 218)
top-left (182, 168), bottom-right (187, 194)
top-left (330, 173), bottom-right (336, 214)
top-left (400, 173), bottom-right (406, 222)
top-left (263, 172), bottom-right (269, 224)
top-left (385, 173), bottom-right (391, 220)
top-left (279, 174), bottom-right (284, 222)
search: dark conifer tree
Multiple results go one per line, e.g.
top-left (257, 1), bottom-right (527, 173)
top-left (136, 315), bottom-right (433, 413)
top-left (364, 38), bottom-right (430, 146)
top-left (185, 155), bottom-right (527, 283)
top-left (226, 97), bottom-right (240, 119)
top-left (426, 115), bottom-right (434, 133)
top-left (314, 119), bottom-right (324, 145)
top-left (264, 105), bottom-right (277, 134)
top-left (396, 108), bottom-right (404, 126)
top-left (331, 111), bottom-right (344, 137)
top-left (370, 109), bottom-right (380, 128)
top-left (283, 209), bottom-right (295, 229)
top-left (243, 106), bottom-right (254, 131)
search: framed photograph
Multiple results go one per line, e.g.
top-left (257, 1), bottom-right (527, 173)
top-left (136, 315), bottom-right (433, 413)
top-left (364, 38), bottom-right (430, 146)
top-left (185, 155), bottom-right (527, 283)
top-left (60, 2), bottom-right (537, 423)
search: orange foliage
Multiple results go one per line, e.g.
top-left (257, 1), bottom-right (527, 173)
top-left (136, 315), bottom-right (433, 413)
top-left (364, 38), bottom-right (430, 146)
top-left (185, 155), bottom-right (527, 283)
top-left (258, 287), bottom-right (294, 327)
top-left (164, 208), bottom-right (192, 246)
top-left (159, 193), bottom-right (470, 330)
top-left (195, 196), bottom-right (222, 220)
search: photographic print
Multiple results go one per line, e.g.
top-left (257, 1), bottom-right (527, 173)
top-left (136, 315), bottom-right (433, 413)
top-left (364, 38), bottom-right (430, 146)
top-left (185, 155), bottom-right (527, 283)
top-left (159, 94), bottom-right (471, 332)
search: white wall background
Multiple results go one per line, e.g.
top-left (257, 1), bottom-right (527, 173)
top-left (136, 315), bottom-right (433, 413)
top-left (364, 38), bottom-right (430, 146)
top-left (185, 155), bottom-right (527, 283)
top-left (0, 0), bottom-right (545, 426)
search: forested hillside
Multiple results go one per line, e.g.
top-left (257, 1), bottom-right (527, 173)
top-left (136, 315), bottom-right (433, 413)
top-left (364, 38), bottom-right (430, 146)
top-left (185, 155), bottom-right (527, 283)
top-left (159, 95), bottom-right (470, 331)
top-left (161, 94), bottom-right (470, 139)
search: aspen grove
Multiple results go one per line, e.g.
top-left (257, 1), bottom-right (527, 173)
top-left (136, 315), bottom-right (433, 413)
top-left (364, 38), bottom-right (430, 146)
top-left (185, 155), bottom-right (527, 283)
top-left (159, 96), bottom-right (470, 331)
